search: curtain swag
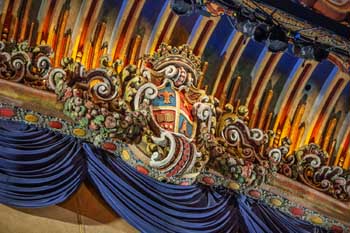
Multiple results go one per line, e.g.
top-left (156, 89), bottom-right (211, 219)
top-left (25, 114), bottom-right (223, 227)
top-left (0, 120), bottom-right (325, 233)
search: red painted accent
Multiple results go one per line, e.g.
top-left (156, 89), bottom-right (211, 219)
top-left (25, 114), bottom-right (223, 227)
top-left (202, 176), bottom-right (215, 185)
top-left (331, 225), bottom-right (343, 233)
top-left (248, 189), bottom-right (261, 198)
top-left (136, 165), bottom-right (149, 175)
top-left (0, 108), bottom-right (15, 118)
top-left (175, 165), bottom-right (181, 171)
top-left (48, 121), bottom-right (63, 129)
top-left (289, 207), bottom-right (304, 217)
top-left (102, 142), bottom-right (117, 151)
top-left (179, 92), bottom-right (193, 121)
top-left (152, 109), bottom-right (176, 132)
top-left (184, 147), bottom-right (190, 154)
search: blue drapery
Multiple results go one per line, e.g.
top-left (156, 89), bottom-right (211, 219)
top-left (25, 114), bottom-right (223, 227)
top-left (0, 119), bottom-right (325, 233)
top-left (0, 120), bottom-right (85, 207)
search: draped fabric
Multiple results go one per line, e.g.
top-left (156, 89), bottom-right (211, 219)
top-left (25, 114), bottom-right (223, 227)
top-left (0, 119), bottom-right (325, 233)
top-left (86, 144), bottom-right (247, 233)
top-left (0, 120), bottom-right (85, 207)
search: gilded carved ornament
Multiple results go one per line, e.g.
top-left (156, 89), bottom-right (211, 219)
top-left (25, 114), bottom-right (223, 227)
top-left (0, 41), bottom-right (349, 201)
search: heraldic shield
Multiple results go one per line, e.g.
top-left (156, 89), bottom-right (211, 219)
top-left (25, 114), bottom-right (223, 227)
top-left (151, 81), bottom-right (196, 139)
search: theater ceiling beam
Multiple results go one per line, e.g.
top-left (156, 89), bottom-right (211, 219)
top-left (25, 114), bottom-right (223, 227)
top-left (211, 30), bottom-right (242, 96)
top-left (109, 0), bottom-right (133, 57)
top-left (312, 78), bottom-right (348, 144)
top-left (303, 71), bottom-right (347, 145)
top-left (246, 52), bottom-right (283, 128)
top-left (70, 0), bottom-right (95, 59)
top-left (334, 113), bottom-right (350, 168)
top-left (17, 0), bottom-right (32, 42)
top-left (273, 61), bottom-right (318, 145)
top-left (116, 0), bottom-right (145, 64)
top-left (32, 0), bottom-right (49, 44)
top-left (217, 36), bottom-right (249, 108)
top-left (45, 0), bottom-right (66, 47)
top-left (146, 0), bottom-right (178, 54)
top-left (81, 0), bottom-right (104, 64)
top-left (35, 0), bottom-right (57, 44)
top-left (187, 16), bottom-right (219, 56)
top-left (0, 0), bottom-right (10, 34)
top-left (53, 2), bottom-right (72, 67)
top-left (108, 0), bottom-right (146, 62)
top-left (0, 0), bottom-right (21, 41)
top-left (280, 62), bottom-right (318, 129)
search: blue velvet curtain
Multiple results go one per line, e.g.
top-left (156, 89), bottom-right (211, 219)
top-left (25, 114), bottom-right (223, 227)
top-left (0, 119), bottom-right (325, 233)
top-left (0, 120), bottom-right (85, 207)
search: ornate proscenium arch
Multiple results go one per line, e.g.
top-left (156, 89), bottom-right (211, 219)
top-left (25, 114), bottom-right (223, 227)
top-left (0, 41), bottom-right (350, 229)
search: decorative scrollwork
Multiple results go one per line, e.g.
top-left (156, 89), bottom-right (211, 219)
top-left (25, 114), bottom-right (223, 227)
top-left (54, 43), bottom-right (350, 198)
top-left (279, 144), bottom-right (350, 201)
top-left (144, 43), bottom-right (202, 86)
top-left (198, 116), bottom-right (272, 188)
top-left (0, 41), bottom-right (52, 88)
top-left (86, 70), bottom-right (119, 102)
top-left (0, 43), bottom-right (28, 82)
top-left (1, 41), bottom-right (350, 202)
top-left (134, 83), bottom-right (158, 110)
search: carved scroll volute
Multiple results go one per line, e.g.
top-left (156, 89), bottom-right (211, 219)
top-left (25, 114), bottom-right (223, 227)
top-left (26, 44), bottom-right (52, 82)
top-left (193, 97), bottom-right (216, 132)
top-left (86, 70), bottom-right (119, 103)
top-left (0, 47), bottom-right (28, 82)
top-left (0, 41), bottom-right (52, 87)
top-left (219, 105), bottom-right (267, 160)
top-left (291, 144), bottom-right (350, 201)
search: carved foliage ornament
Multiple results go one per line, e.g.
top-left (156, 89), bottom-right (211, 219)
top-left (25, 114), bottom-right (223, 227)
top-left (0, 41), bottom-right (350, 201)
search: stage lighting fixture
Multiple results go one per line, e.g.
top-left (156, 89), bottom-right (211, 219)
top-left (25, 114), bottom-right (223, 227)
top-left (312, 47), bottom-right (329, 62)
top-left (171, 0), bottom-right (194, 16)
top-left (267, 26), bottom-right (289, 52)
top-left (293, 44), bottom-right (329, 62)
top-left (235, 19), bottom-right (257, 37)
top-left (253, 23), bottom-right (269, 42)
